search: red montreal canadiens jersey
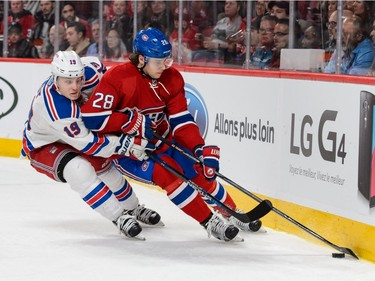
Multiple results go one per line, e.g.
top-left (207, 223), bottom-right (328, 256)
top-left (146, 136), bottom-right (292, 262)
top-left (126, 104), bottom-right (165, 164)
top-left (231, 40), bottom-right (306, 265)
top-left (81, 62), bottom-right (204, 152)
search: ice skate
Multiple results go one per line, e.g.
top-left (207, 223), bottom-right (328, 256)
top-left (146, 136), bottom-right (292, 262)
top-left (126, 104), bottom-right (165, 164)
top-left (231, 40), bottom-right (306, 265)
top-left (202, 212), bottom-right (243, 242)
top-left (228, 210), bottom-right (263, 232)
top-left (229, 215), bottom-right (263, 232)
top-left (113, 211), bottom-right (145, 240)
top-left (129, 204), bottom-right (164, 227)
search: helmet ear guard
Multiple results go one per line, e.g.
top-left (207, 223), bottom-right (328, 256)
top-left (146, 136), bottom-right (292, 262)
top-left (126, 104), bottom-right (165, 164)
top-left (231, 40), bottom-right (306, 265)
top-left (51, 51), bottom-right (84, 84)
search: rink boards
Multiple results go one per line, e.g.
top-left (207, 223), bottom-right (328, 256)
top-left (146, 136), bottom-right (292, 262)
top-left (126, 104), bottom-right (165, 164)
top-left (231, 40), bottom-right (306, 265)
top-left (0, 60), bottom-right (374, 262)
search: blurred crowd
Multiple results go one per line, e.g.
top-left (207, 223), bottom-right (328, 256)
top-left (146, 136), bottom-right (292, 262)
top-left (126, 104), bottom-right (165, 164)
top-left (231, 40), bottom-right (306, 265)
top-left (2, 0), bottom-right (375, 75)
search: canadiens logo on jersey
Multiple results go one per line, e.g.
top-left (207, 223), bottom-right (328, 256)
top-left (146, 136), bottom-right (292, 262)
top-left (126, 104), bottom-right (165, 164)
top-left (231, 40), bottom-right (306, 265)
top-left (150, 79), bottom-right (158, 88)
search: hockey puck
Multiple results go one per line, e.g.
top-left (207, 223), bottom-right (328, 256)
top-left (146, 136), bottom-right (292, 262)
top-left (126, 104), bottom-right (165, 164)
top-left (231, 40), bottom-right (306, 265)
top-left (332, 253), bottom-right (345, 258)
top-left (249, 219), bottom-right (262, 232)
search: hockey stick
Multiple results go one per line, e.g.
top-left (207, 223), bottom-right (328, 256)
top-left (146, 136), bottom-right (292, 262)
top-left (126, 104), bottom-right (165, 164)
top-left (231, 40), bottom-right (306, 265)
top-left (146, 151), bottom-right (272, 223)
top-left (152, 132), bottom-right (359, 259)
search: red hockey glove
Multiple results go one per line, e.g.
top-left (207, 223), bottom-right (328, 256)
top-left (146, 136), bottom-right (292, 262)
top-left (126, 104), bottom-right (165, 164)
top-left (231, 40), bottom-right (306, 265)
top-left (194, 145), bottom-right (220, 181)
top-left (115, 134), bottom-right (155, 161)
top-left (121, 110), bottom-right (156, 140)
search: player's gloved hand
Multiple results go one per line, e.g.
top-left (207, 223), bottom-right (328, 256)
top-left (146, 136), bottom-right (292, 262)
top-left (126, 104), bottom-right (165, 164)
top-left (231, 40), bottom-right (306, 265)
top-left (121, 109), bottom-right (156, 140)
top-left (194, 145), bottom-right (220, 181)
top-left (115, 134), bottom-right (155, 161)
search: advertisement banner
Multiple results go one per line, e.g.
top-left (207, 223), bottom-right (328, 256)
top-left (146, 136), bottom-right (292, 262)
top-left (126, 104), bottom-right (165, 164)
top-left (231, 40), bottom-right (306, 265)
top-left (0, 62), bottom-right (50, 139)
top-left (181, 72), bottom-right (375, 225)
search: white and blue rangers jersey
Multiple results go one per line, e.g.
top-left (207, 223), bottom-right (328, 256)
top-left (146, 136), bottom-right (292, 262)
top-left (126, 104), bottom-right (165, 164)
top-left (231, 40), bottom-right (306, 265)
top-left (22, 76), bottom-right (120, 158)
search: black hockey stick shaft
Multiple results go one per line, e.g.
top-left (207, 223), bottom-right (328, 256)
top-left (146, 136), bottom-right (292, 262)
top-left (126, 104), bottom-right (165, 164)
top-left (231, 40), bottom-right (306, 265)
top-left (152, 132), bottom-right (359, 259)
top-left (147, 152), bottom-right (270, 223)
top-left (153, 131), bottom-right (265, 204)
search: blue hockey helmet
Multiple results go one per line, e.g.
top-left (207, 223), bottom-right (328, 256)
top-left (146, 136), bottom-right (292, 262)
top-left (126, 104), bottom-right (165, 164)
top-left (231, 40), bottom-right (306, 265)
top-left (133, 28), bottom-right (172, 59)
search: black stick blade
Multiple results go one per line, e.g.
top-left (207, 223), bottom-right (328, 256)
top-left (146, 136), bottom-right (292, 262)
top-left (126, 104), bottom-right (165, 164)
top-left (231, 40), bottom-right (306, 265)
top-left (245, 199), bottom-right (273, 222)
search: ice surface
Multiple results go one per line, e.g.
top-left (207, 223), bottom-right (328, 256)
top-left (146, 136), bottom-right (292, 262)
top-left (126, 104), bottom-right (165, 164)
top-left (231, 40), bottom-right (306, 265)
top-left (0, 157), bottom-right (374, 281)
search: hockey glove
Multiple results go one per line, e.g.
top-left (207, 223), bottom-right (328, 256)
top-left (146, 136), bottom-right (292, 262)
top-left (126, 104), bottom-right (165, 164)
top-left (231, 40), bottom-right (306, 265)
top-left (116, 134), bottom-right (155, 161)
top-left (194, 145), bottom-right (220, 180)
top-left (121, 109), bottom-right (156, 140)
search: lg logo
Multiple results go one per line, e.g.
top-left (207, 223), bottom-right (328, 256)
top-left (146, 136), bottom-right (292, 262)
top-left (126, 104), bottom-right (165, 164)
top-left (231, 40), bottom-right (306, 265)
top-left (290, 110), bottom-right (347, 164)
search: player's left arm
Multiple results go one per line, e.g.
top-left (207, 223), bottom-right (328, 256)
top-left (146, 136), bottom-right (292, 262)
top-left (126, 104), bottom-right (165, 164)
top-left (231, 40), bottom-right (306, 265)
top-left (52, 117), bottom-right (120, 158)
top-left (166, 70), bottom-right (204, 152)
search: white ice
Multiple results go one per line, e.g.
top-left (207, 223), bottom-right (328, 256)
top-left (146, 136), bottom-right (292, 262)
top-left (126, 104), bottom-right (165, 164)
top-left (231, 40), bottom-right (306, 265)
top-left (0, 156), bottom-right (374, 281)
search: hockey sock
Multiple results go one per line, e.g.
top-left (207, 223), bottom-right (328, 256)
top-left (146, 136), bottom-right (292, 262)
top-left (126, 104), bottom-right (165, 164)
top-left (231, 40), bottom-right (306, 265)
top-left (153, 155), bottom-right (212, 223)
top-left (98, 166), bottom-right (139, 210)
top-left (193, 173), bottom-right (236, 216)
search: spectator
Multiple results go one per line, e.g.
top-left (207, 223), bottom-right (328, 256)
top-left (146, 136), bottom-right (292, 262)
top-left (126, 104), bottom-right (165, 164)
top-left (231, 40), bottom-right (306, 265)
top-left (129, 0), bottom-right (151, 33)
top-left (250, 15), bottom-right (277, 69)
top-left (144, 0), bottom-right (174, 36)
top-left (32, 0), bottom-right (55, 58)
top-left (169, 10), bottom-right (200, 63)
top-left (301, 25), bottom-right (322, 49)
top-left (108, 0), bottom-right (133, 52)
top-left (324, 16), bottom-right (374, 75)
top-left (344, 0), bottom-right (355, 12)
top-left (50, 24), bottom-right (69, 51)
top-left (269, 18), bottom-right (289, 69)
top-left (40, 24), bottom-right (68, 59)
top-left (252, 0), bottom-right (267, 30)
top-left (268, 1), bottom-right (289, 19)
top-left (86, 20), bottom-right (100, 57)
top-left (324, 9), bottom-right (354, 58)
top-left (65, 21), bottom-right (90, 57)
top-left (0, 0), bottom-right (35, 39)
top-left (320, 0), bottom-right (337, 45)
top-left (60, 2), bottom-right (92, 40)
top-left (370, 18), bottom-right (375, 45)
top-left (296, 1), bottom-right (320, 20)
top-left (327, 0), bottom-right (338, 20)
top-left (352, 1), bottom-right (373, 34)
top-left (192, 0), bottom-right (243, 64)
top-left (6, 22), bottom-right (38, 58)
top-left (190, 1), bottom-right (214, 34)
top-left (103, 28), bottom-right (128, 62)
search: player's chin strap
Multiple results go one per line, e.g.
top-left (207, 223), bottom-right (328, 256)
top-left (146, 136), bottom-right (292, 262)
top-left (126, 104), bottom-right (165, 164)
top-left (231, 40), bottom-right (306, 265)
top-left (137, 55), bottom-right (155, 80)
top-left (151, 131), bottom-right (359, 260)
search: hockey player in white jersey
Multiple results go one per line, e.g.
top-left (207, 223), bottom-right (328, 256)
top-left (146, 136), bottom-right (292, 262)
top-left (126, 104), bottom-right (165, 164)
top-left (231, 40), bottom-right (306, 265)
top-left (22, 51), bottom-right (161, 240)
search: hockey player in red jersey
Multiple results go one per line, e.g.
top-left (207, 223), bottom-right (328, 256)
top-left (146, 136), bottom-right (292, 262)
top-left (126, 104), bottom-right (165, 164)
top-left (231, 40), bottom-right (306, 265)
top-left (22, 51), bottom-right (161, 240)
top-left (81, 28), bottom-right (253, 242)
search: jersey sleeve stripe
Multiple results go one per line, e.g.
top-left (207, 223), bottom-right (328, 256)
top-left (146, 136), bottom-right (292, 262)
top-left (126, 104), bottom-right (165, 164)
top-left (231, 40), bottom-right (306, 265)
top-left (169, 111), bottom-right (196, 132)
top-left (82, 111), bottom-right (111, 131)
top-left (22, 129), bottom-right (34, 155)
top-left (44, 85), bottom-right (60, 121)
top-left (81, 134), bottom-right (109, 155)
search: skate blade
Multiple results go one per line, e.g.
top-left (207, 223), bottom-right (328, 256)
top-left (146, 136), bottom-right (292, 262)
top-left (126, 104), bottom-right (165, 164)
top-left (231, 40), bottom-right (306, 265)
top-left (156, 220), bottom-right (165, 227)
top-left (131, 233), bottom-right (146, 241)
top-left (139, 220), bottom-right (165, 228)
top-left (231, 235), bottom-right (245, 242)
